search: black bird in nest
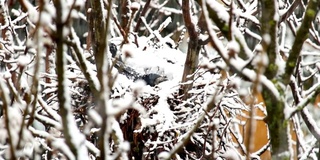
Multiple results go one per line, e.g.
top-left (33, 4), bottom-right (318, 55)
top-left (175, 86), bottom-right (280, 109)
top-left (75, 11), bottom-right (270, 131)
top-left (109, 43), bottom-right (168, 86)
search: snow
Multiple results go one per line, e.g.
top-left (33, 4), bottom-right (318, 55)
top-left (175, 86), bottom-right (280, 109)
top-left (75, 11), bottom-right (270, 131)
top-left (131, 79), bottom-right (146, 95)
top-left (136, 82), bottom-right (180, 134)
top-left (28, 126), bottom-right (52, 140)
top-left (232, 26), bottom-right (254, 58)
top-left (59, 0), bottom-right (71, 23)
top-left (120, 41), bottom-right (185, 84)
top-left (252, 50), bottom-right (269, 67)
top-left (286, 122), bottom-right (294, 160)
top-left (276, 53), bottom-right (286, 76)
top-left (241, 68), bottom-right (280, 99)
top-left (63, 27), bottom-right (71, 38)
top-left (52, 139), bottom-right (75, 160)
top-left (21, 0), bottom-right (39, 23)
top-left (108, 93), bottom-right (138, 116)
top-left (302, 108), bottom-right (320, 137)
top-left (17, 55), bottom-right (30, 67)
top-left (10, 8), bottom-right (20, 17)
top-left (219, 145), bottom-right (241, 160)
top-left (74, 0), bottom-right (85, 8)
top-left (153, 92), bottom-right (175, 131)
top-left (87, 8), bottom-right (92, 14)
top-left (244, 28), bottom-right (262, 41)
top-left (158, 151), bottom-right (170, 160)
top-left (64, 112), bottom-right (89, 160)
top-left (39, 11), bottom-right (52, 26)
top-left (88, 110), bottom-right (102, 125)
top-left (35, 112), bottom-right (62, 129)
top-left (274, 4), bottom-right (280, 22)
top-left (235, 10), bottom-right (260, 26)
top-left (70, 27), bottom-right (101, 90)
top-left (284, 102), bottom-right (295, 119)
top-left (158, 17), bottom-right (172, 32)
top-left (121, 141), bottom-right (130, 152)
top-left (22, 142), bottom-right (34, 157)
top-left (130, 2), bottom-right (140, 10)
top-left (2, 71), bottom-right (11, 79)
top-left (205, 1), bottom-right (229, 23)
top-left (112, 119), bottom-right (124, 142)
top-left (263, 34), bottom-right (271, 45)
top-left (227, 40), bottom-right (240, 53)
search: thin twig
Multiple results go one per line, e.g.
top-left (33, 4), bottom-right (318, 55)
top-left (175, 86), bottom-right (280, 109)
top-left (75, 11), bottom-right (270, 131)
top-left (0, 79), bottom-right (16, 160)
top-left (134, 0), bottom-right (151, 32)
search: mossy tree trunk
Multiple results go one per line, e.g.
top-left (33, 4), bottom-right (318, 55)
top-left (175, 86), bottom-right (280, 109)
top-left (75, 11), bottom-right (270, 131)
top-left (259, 1), bottom-right (289, 158)
top-left (261, 0), bottom-right (320, 158)
top-left (202, 0), bottom-right (320, 158)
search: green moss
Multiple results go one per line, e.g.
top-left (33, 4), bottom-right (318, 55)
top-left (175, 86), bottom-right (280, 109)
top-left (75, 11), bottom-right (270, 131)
top-left (275, 83), bottom-right (284, 95)
top-left (306, 9), bottom-right (316, 17)
top-left (266, 63), bottom-right (278, 79)
top-left (268, 63), bottom-right (278, 72)
top-left (222, 24), bottom-right (229, 33)
top-left (271, 78), bottom-right (278, 84)
top-left (269, 20), bottom-right (276, 26)
top-left (262, 88), bottom-right (289, 156)
top-left (288, 61), bottom-right (296, 67)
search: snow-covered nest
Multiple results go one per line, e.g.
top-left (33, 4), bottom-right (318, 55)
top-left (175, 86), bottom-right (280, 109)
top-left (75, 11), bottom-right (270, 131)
top-left (68, 33), bottom-right (247, 159)
top-left (64, 30), bottom-right (250, 159)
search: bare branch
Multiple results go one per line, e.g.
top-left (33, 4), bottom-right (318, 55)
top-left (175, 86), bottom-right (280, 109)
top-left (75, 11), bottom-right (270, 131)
top-left (53, 0), bottom-right (89, 159)
top-left (284, 0), bottom-right (320, 84)
top-left (0, 79), bottom-right (16, 160)
top-left (181, 0), bottom-right (201, 99)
